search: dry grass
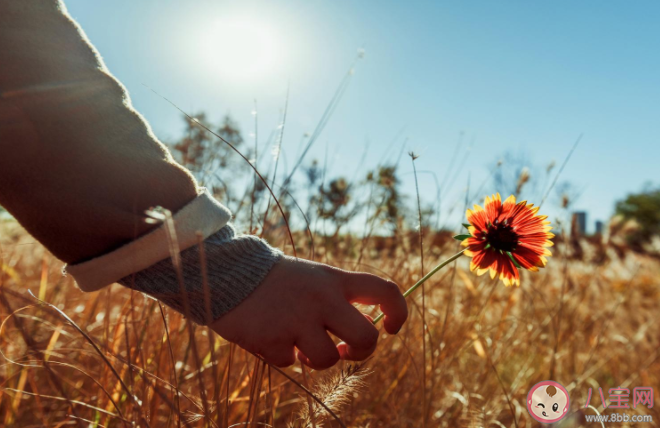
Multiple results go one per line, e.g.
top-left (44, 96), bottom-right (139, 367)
top-left (1, 216), bottom-right (659, 428)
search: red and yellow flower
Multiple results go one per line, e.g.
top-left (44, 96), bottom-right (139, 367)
top-left (461, 193), bottom-right (554, 286)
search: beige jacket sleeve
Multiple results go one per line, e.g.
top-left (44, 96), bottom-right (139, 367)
top-left (0, 0), bottom-right (224, 265)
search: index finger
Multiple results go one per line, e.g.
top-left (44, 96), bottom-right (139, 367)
top-left (341, 272), bottom-right (408, 334)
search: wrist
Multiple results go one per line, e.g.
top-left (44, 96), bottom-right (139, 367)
top-left (118, 223), bottom-right (283, 325)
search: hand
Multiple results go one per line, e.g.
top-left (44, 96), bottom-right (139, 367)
top-left (210, 255), bottom-right (408, 370)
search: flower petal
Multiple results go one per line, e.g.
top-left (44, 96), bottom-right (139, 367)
top-left (484, 193), bottom-right (503, 223)
top-left (466, 204), bottom-right (488, 231)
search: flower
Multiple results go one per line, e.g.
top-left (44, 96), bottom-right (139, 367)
top-left (461, 193), bottom-right (554, 286)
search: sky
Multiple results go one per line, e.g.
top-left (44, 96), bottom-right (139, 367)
top-left (64, 0), bottom-right (660, 232)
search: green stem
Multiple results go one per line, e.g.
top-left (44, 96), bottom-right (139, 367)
top-left (372, 248), bottom-right (467, 325)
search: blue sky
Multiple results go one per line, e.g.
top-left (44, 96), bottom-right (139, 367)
top-left (65, 0), bottom-right (660, 232)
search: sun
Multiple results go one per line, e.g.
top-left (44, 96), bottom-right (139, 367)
top-left (201, 19), bottom-right (279, 81)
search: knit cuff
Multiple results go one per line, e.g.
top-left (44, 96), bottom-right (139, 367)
top-left (117, 224), bottom-right (283, 325)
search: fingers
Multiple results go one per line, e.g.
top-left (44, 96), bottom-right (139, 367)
top-left (260, 345), bottom-right (296, 368)
top-left (341, 272), bottom-right (408, 335)
top-left (296, 328), bottom-right (340, 370)
top-left (325, 303), bottom-right (379, 361)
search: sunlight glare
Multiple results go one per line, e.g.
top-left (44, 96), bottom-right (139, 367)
top-left (202, 19), bottom-right (279, 80)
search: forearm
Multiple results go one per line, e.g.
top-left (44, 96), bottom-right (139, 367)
top-left (0, 0), bottom-right (197, 263)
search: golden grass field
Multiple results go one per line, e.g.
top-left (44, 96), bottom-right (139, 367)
top-left (1, 216), bottom-right (658, 428)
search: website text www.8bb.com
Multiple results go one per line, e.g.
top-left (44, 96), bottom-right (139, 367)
top-left (585, 413), bottom-right (653, 423)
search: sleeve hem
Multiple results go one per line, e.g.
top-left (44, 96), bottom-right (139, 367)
top-left (64, 188), bottom-right (231, 292)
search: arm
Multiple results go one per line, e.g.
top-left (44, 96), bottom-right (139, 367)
top-left (0, 0), bottom-right (408, 369)
top-left (0, 0), bottom-right (198, 264)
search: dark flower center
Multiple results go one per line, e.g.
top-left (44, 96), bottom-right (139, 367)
top-left (486, 222), bottom-right (519, 252)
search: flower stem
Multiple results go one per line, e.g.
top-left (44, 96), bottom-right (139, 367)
top-left (372, 248), bottom-right (467, 325)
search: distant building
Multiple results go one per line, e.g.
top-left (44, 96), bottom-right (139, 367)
top-left (572, 211), bottom-right (587, 235)
top-left (595, 220), bottom-right (605, 235)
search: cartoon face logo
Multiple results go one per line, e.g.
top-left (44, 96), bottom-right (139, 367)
top-left (526, 381), bottom-right (570, 424)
